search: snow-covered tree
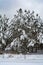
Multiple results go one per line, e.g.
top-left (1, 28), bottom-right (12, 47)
top-left (0, 14), bottom-right (9, 50)
top-left (0, 8), bottom-right (43, 54)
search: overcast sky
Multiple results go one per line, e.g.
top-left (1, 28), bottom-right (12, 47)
top-left (0, 0), bottom-right (43, 19)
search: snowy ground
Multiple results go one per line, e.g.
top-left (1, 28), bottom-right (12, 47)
top-left (0, 54), bottom-right (43, 65)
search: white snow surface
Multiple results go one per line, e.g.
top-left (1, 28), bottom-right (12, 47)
top-left (20, 30), bottom-right (27, 40)
top-left (27, 41), bottom-right (34, 47)
top-left (2, 38), bottom-right (6, 45)
top-left (0, 53), bottom-right (43, 65)
top-left (38, 32), bottom-right (43, 44)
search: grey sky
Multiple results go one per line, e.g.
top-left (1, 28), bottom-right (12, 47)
top-left (0, 0), bottom-right (43, 19)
